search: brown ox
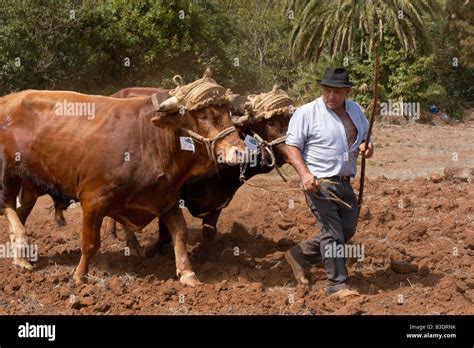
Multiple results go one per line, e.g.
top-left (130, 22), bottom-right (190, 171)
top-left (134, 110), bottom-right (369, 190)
top-left (0, 72), bottom-right (246, 286)
top-left (13, 86), bottom-right (295, 259)
top-left (102, 86), bottom-right (295, 258)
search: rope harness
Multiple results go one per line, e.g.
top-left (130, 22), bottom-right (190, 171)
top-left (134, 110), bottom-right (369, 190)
top-left (237, 176), bottom-right (352, 208)
top-left (168, 69), bottom-right (232, 111)
top-left (151, 69), bottom-right (238, 163)
top-left (234, 86), bottom-right (295, 183)
top-left (180, 126), bottom-right (237, 163)
top-left (233, 86), bottom-right (352, 208)
top-left (246, 131), bottom-right (289, 182)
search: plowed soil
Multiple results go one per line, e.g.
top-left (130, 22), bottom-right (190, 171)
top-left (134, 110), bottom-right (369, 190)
top-left (1, 122), bottom-right (473, 315)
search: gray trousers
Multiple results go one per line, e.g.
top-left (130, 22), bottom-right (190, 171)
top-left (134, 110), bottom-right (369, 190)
top-left (290, 178), bottom-right (359, 293)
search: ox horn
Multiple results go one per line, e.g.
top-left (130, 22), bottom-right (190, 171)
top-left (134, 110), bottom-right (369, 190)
top-left (158, 96), bottom-right (179, 112)
top-left (232, 115), bottom-right (249, 125)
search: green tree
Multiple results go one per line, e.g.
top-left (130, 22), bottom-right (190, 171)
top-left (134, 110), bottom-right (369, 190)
top-left (290, 0), bottom-right (441, 62)
top-left (0, 0), bottom-right (85, 92)
top-left (287, 0), bottom-right (450, 114)
top-left (0, 0), bottom-right (238, 94)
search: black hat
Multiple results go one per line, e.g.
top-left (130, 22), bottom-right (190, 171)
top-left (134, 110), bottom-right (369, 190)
top-left (317, 67), bottom-right (353, 88)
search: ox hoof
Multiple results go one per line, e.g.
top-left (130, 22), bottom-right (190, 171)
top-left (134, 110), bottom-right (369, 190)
top-left (13, 258), bottom-right (33, 270)
top-left (73, 270), bottom-right (88, 285)
top-left (73, 275), bottom-right (88, 285)
top-left (179, 271), bottom-right (201, 287)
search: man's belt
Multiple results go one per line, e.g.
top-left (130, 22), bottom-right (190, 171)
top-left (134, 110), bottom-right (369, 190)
top-left (324, 175), bottom-right (351, 182)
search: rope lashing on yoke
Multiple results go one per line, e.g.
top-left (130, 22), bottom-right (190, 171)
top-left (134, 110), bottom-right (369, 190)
top-left (150, 68), bottom-right (239, 163)
top-left (232, 86), bottom-right (295, 126)
top-left (234, 86), bottom-right (295, 182)
top-left (167, 68), bottom-right (234, 111)
top-left (247, 85), bottom-right (295, 122)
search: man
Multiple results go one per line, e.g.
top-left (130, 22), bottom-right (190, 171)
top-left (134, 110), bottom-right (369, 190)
top-left (285, 67), bottom-right (373, 299)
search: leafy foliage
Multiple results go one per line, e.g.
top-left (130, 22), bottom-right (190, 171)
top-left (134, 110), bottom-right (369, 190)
top-left (0, 0), bottom-right (471, 118)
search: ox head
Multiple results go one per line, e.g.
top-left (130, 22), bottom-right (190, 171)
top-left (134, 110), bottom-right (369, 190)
top-left (232, 86), bottom-right (295, 165)
top-left (151, 69), bottom-right (246, 166)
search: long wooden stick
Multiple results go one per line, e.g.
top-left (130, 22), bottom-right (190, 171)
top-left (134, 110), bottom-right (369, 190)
top-left (357, 42), bottom-right (379, 218)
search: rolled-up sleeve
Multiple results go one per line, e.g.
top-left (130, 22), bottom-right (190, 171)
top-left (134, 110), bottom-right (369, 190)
top-left (286, 108), bottom-right (309, 150)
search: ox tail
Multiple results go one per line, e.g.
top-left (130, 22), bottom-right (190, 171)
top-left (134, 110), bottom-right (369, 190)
top-left (53, 196), bottom-right (71, 211)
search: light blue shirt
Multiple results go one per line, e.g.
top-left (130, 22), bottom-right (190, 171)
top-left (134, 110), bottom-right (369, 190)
top-left (286, 97), bottom-right (370, 178)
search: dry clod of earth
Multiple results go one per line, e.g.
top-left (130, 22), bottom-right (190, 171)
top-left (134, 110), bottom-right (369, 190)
top-left (390, 260), bottom-right (418, 274)
top-left (430, 173), bottom-right (444, 183)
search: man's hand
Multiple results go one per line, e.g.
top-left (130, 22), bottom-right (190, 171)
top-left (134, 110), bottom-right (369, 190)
top-left (301, 172), bottom-right (320, 192)
top-left (286, 145), bottom-right (320, 193)
top-left (359, 142), bottom-right (373, 158)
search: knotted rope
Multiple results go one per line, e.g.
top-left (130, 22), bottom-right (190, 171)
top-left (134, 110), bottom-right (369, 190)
top-left (235, 86), bottom-right (295, 182)
top-left (237, 176), bottom-right (352, 208)
top-left (151, 68), bottom-right (237, 163)
top-left (169, 68), bottom-right (233, 111)
top-left (246, 85), bottom-right (295, 121)
top-left (180, 126), bottom-right (236, 163)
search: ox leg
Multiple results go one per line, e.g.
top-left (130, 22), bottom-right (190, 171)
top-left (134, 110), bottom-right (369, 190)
top-left (54, 209), bottom-right (66, 227)
top-left (123, 227), bottom-right (147, 257)
top-left (102, 216), bottom-right (147, 257)
top-left (103, 217), bottom-right (118, 239)
top-left (141, 219), bottom-right (172, 257)
top-left (201, 210), bottom-right (222, 258)
top-left (51, 195), bottom-right (73, 226)
top-left (160, 206), bottom-right (200, 287)
top-left (5, 207), bottom-right (33, 270)
top-left (16, 183), bottom-right (39, 226)
top-left (73, 202), bottom-right (104, 284)
top-left (3, 180), bottom-right (32, 269)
